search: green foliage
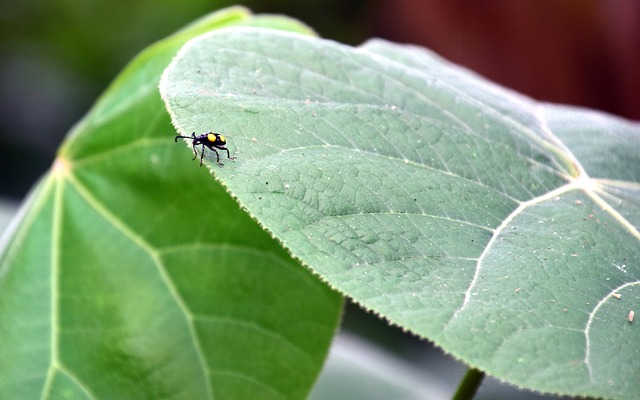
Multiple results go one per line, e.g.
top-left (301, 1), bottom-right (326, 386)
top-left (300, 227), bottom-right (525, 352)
top-left (160, 27), bottom-right (640, 399)
top-left (0, 8), bottom-right (341, 400)
top-left (2, 4), bottom-right (639, 399)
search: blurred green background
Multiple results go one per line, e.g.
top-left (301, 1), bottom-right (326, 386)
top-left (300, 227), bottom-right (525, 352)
top-left (1, 1), bottom-right (638, 398)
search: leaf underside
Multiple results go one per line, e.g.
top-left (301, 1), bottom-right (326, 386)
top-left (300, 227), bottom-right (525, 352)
top-left (161, 28), bottom-right (640, 399)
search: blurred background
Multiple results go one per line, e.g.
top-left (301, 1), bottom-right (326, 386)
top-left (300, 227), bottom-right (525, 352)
top-left (1, 0), bottom-right (638, 200)
top-left (1, 1), bottom-right (638, 398)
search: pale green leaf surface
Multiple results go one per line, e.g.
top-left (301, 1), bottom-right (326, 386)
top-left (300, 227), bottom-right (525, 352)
top-left (161, 28), bottom-right (640, 399)
top-left (0, 9), bottom-right (341, 400)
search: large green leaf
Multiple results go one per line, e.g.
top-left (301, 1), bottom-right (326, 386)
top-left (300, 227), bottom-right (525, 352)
top-left (0, 9), bottom-right (341, 400)
top-left (160, 28), bottom-right (640, 399)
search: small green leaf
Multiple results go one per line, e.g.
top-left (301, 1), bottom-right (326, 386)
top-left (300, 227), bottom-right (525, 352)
top-left (161, 28), bottom-right (640, 399)
top-left (0, 9), bottom-right (341, 400)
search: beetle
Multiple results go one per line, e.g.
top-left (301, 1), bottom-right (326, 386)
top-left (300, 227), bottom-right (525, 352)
top-left (174, 132), bottom-right (236, 166)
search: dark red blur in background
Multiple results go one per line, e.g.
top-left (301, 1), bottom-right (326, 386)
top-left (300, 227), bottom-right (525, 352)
top-left (373, 0), bottom-right (640, 120)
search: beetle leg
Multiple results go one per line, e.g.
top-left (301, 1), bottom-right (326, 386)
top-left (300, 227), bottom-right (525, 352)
top-left (223, 147), bottom-right (236, 160)
top-left (191, 143), bottom-right (198, 161)
top-left (199, 144), bottom-right (206, 166)
top-left (212, 148), bottom-right (223, 166)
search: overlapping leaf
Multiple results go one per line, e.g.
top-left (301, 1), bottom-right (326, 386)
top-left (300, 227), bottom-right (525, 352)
top-left (0, 10), bottom-right (341, 400)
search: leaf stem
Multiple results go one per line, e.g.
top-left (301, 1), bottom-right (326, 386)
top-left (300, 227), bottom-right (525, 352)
top-left (452, 367), bottom-right (485, 400)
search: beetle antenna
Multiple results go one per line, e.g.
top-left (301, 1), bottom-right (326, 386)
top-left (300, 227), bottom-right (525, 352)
top-left (175, 132), bottom-right (198, 140)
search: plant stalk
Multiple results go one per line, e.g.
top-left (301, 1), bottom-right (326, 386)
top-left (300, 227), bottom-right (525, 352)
top-left (452, 367), bottom-right (485, 400)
